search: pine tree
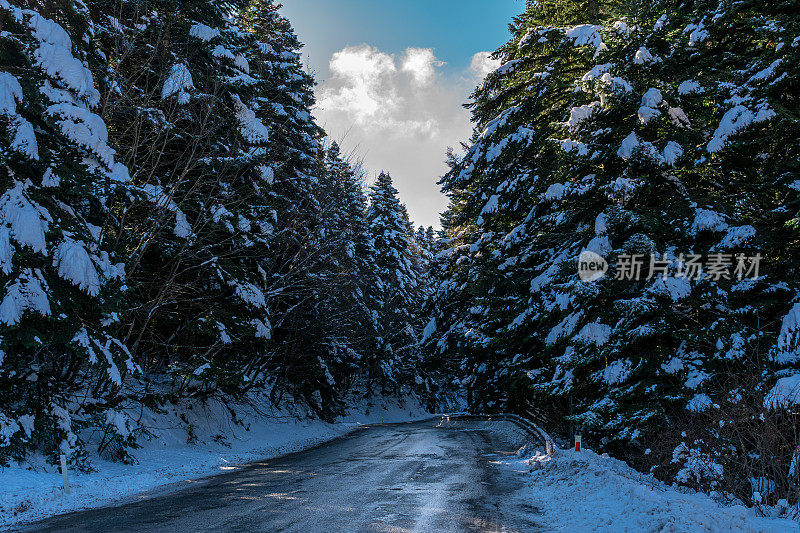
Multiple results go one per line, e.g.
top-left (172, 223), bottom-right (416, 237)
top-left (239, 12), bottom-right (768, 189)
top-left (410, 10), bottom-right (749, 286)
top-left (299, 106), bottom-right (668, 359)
top-left (0, 0), bottom-right (135, 464)
top-left (428, 0), bottom-right (800, 500)
top-left (0, 0), bottom-right (438, 465)
top-left (238, 0), bottom-right (355, 414)
top-left (367, 172), bottom-right (424, 392)
top-left (87, 0), bottom-right (283, 399)
top-left (312, 142), bottom-right (382, 394)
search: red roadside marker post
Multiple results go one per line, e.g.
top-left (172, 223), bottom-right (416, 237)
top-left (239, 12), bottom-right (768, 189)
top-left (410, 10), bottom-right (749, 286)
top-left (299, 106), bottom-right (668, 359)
top-left (575, 433), bottom-right (582, 452)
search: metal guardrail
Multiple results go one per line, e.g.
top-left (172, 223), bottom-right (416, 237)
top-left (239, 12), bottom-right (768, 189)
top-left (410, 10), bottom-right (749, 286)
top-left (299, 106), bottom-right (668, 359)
top-left (438, 413), bottom-right (557, 455)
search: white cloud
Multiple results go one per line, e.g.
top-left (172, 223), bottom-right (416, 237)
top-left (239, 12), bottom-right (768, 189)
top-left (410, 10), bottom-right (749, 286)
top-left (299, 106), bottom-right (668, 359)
top-left (317, 45), bottom-right (450, 137)
top-left (470, 51), bottom-right (502, 79)
top-left (401, 47), bottom-right (444, 86)
top-left (315, 45), bottom-right (491, 228)
top-left (320, 45), bottom-right (398, 124)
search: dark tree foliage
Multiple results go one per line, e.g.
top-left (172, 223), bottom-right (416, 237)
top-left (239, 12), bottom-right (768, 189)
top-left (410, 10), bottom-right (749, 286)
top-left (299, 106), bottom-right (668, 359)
top-left (0, 0), bottom-right (431, 465)
top-left (426, 0), bottom-right (800, 502)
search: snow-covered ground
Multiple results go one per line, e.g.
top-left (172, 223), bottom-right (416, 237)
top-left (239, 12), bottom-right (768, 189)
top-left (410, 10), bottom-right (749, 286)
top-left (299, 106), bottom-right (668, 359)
top-left (0, 396), bottom-right (434, 530)
top-left (504, 445), bottom-right (799, 532)
top-left (4, 408), bottom-right (798, 531)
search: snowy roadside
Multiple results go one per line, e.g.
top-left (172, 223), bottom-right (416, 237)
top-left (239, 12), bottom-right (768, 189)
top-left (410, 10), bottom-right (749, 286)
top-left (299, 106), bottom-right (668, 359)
top-left (380, 416), bottom-right (800, 531)
top-left (501, 446), bottom-right (799, 532)
top-left (6, 410), bottom-right (795, 532)
top-left (0, 397), bottom-right (434, 530)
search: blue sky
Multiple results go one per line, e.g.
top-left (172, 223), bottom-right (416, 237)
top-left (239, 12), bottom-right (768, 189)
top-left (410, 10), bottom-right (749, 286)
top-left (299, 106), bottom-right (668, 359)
top-left (281, 0), bottom-right (523, 79)
top-left (279, 0), bottom-right (525, 228)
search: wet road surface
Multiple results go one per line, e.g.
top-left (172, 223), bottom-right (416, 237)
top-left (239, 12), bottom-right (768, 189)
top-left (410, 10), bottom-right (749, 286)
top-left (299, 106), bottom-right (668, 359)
top-left (20, 420), bottom-right (543, 532)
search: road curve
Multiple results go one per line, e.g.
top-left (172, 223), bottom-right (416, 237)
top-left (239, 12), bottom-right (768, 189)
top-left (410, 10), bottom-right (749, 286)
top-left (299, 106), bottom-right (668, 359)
top-left (19, 420), bottom-right (543, 532)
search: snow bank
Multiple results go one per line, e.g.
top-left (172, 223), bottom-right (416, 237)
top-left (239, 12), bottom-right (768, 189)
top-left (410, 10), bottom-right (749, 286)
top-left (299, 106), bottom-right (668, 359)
top-left (512, 448), bottom-right (798, 532)
top-left (0, 396), bottom-right (433, 529)
top-left (436, 417), bottom-right (531, 449)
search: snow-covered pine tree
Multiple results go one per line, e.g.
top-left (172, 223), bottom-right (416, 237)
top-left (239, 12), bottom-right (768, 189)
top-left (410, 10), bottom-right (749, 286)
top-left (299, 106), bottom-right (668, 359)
top-left (428, 0), bottom-right (800, 500)
top-left (92, 0), bottom-right (420, 417)
top-left (414, 225), bottom-right (438, 260)
top-left (90, 0), bottom-right (279, 397)
top-left (366, 172), bottom-right (424, 392)
top-left (0, 0), bottom-right (135, 464)
top-left (415, 226), bottom-right (428, 251)
top-left (238, 0), bottom-right (359, 415)
top-left (411, 225), bottom-right (434, 306)
top-left (410, 223), bottom-right (439, 401)
top-left (0, 0), bottom-right (441, 464)
top-left (311, 142), bottom-right (382, 395)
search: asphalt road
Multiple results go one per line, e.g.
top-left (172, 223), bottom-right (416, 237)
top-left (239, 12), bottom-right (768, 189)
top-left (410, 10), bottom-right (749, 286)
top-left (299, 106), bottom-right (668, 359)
top-left (20, 420), bottom-right (543, 532)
